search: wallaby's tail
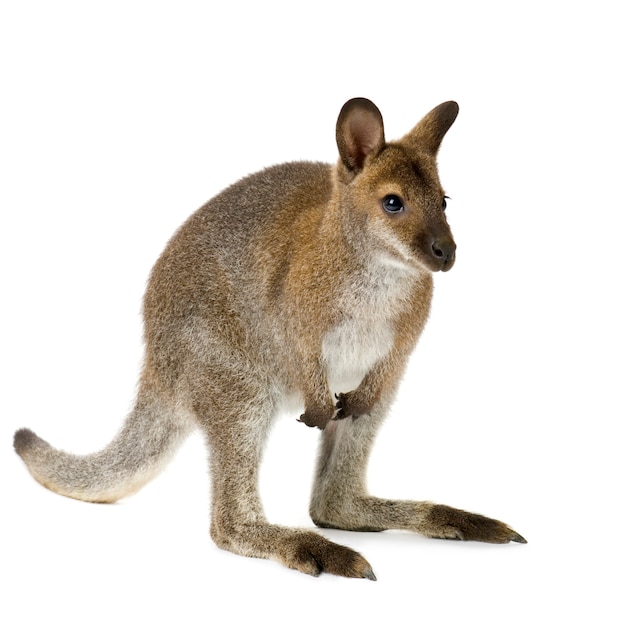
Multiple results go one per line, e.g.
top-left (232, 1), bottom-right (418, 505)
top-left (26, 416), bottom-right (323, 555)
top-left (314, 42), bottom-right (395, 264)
top-left (13, 394), bottom-right (192, 503)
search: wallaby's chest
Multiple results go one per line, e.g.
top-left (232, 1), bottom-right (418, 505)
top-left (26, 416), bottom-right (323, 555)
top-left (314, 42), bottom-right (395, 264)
top-left (320, 262), bottom-right (416, 394)
top-left (322, 318), bottom-right (394, 393)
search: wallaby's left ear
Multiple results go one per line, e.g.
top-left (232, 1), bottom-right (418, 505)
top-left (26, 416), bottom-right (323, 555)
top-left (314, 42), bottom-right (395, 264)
top-left (402, 101), bottom-right (459, 155)
top-left (336, 98), bottom-right (385, 174)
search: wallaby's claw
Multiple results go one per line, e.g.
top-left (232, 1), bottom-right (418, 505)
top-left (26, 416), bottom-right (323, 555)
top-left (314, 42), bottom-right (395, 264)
top-left (333, 393), bottom-right (349, 421)
top-left (297, 414), bottom-right (324, 429)
top-left (297, 404), bottom-right (336, 429)
top-left (333, 391), bottom-right (370, 421)
top-left (362, 566), bottom-right (377, 581)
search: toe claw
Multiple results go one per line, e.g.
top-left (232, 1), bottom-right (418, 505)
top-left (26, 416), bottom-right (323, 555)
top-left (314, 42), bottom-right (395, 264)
top-left (363, 567), bottom-right (377, 581)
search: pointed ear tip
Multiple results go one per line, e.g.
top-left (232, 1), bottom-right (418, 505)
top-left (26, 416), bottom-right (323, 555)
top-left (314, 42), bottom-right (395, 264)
top-left (343, 96), bottom-right (376, 107)
top-left (344, 96), bottom-right (372, 106)
top-left (339, 97), bottom-right (382, 119)
top-left (442, 100), bottom-right (460, 116)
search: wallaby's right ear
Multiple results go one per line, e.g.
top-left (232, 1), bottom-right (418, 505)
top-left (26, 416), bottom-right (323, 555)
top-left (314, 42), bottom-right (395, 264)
top-left (336, 98), bottom-right (385, 175)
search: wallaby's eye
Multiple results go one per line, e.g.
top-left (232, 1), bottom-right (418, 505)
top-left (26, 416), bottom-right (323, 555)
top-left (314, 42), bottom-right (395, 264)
top-left (382, 195), bottom-right (405, 214)
top-left (442, 196), bottom-right (449, 211)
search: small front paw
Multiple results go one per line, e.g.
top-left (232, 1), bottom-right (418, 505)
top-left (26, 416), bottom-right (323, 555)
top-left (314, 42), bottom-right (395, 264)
top-left (298, 405), bottom-right (336, 429)
top-left (334, 392), bottom-right (371, 421)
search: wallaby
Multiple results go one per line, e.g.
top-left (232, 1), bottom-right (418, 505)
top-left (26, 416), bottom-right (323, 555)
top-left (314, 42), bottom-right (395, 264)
top-left (14, 97), bottom-right (525, 580)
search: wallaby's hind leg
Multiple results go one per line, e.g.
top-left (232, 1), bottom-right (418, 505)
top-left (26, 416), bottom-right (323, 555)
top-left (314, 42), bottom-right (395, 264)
top-left (13, 383), bottom-right (192, 503)
top-left (193, 369), bottom-right (376, 579)
top-left (310, 410), bottom-right (526, 543)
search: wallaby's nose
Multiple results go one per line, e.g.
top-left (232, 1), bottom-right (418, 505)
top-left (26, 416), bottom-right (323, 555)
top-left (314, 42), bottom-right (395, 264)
top-left (431, 237), bottom-right (456, 270)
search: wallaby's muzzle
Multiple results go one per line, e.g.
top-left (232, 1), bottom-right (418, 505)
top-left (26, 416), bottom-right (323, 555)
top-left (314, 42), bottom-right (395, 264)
top-left (431, 235), bottom-right (456, 272)
top-left (414, 228), bottom-right (456, 273)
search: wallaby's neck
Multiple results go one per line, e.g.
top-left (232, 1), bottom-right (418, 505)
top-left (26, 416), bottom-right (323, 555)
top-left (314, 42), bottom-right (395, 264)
top-left (313, 175), bottom-right (430, 318)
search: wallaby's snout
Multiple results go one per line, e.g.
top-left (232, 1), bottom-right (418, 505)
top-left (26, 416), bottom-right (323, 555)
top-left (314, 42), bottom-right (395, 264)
top-left (431, 234), bottom-right (456, 272)
top-left (412, 226), bottom-right (456, 273)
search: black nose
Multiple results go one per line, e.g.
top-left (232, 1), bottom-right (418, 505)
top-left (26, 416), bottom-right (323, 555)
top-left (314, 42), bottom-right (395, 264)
top-left (431, 237), bottom-right (456, 267)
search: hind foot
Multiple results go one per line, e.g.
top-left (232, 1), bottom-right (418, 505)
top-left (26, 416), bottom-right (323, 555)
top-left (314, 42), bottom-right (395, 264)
top-left (423, 504), bottom-right (527, 544)
top-left (280, 531), bottom-right (376, 579)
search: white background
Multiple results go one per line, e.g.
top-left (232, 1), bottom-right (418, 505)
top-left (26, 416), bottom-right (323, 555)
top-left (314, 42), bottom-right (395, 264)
top-left (1, 1), bottom-right (624, 624)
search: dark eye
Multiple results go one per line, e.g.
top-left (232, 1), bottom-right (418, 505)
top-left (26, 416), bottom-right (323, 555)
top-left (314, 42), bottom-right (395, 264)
top-left (382, 194), bottom-right (405, 214)
top-left (442, 196), bottom-right (449, 211)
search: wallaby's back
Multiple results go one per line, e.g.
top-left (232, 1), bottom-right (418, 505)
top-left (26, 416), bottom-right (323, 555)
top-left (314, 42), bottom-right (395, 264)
top-left (142, 161), bottom-right (336, 392)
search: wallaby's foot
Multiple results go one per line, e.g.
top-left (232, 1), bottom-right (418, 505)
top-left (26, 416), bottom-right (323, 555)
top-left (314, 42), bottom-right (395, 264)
top-left (423, 504), bottom-right (527, 544)
top-left (311, 495), bottom-right (525, 544)
top-left (281, 531), bottom-right (376, 579)
top-left (212, 523), bottom-right (376, 579)
top-left (334, 391), bottom-right (372, 420)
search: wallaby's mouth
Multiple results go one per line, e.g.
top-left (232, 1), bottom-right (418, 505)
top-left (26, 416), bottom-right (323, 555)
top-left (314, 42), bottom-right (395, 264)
top-left (426, 254), bottom-right (455, 272)
top-left (411, 250), bottom-right (455, 273)
top-left (440, 255), bottom-right (455, 272)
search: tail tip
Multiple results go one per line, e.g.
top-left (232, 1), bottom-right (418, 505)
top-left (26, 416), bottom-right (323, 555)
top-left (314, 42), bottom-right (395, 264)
top-left (13, 428), bottom-right (47, 456)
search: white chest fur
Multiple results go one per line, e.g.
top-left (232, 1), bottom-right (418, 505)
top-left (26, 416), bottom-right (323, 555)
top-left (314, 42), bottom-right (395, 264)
top-left (322, 318), bottom-right (394, 394)
top-left (320, 258), bottom-right (418, 394)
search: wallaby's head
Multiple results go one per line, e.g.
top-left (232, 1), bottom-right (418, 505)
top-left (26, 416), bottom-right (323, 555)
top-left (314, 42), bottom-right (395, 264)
top-left (335, 97), bottom-right (459, 273)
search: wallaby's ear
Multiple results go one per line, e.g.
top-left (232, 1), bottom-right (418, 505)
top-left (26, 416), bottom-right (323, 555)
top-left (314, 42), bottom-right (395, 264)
top-left (402, 101), bottom-right (459, 155)
top-left (336, 98), bottom-right (385, 173)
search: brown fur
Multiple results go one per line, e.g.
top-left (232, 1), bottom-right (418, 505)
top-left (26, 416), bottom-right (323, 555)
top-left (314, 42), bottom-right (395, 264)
top-left (13, 98), bottom-right (525, 580)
